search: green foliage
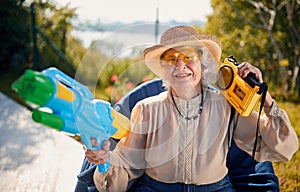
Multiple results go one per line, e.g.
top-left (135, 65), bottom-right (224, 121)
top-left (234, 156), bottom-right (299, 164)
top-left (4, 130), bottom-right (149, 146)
top-left (0, 0), bottom-right (86, 76)
top-left (0, 0), bottom-right (31, 71)
top-left (273, 102), bottom-right (300, 191)
top-left (94, 56), bottom-right (157, 104)
top-left (32, 0), bottom-right (84, 74)
top-left (204, 0), bottom-right (300, 98)
top-left (73, 39), bottom-right (157, 103)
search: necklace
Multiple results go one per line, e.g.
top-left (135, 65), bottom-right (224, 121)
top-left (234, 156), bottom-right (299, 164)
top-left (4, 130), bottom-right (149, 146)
top-left (171, 87), bottom-right (204, 120)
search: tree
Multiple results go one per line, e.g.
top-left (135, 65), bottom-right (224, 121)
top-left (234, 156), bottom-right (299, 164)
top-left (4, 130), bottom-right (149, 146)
top-left (204, 0), bottom-right (300, 98)
top-left (32, 0), bottom-right (80, 74)
top-left (0, 0), bottom-right (31, 71)
top-left (0, 0), bottom-right (86, 76)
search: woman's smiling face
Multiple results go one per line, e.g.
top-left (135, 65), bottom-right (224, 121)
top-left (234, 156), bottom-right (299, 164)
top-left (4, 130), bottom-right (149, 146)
top-left (161, 47), bottom-right (203, 92)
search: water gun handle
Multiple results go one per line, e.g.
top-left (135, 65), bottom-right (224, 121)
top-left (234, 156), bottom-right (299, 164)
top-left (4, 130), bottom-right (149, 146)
top-left (98, 160), bottom-right (110, 173)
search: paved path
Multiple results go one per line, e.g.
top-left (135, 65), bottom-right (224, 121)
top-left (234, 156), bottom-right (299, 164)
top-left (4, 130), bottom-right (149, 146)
top-left (0, 92), bottom-right (84, 192)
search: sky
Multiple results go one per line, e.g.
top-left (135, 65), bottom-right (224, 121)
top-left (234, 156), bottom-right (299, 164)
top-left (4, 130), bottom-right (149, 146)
top-left (57, 0), bottom-right (213, 23)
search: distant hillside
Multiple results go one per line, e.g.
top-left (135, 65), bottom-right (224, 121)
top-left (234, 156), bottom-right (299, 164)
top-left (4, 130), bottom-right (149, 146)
top-left (73, 20), bottom-right (204, 34)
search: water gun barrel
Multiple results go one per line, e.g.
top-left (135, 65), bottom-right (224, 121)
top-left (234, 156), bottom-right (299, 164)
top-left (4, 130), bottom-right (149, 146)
top-left (11, 69), bottom-right (79, 133)
top-left (32, 109), bottom-right (79, 135)
top-left (32, 109), bottom-right (64, 131)
top-left (11, 69), bottom-right (55, 108)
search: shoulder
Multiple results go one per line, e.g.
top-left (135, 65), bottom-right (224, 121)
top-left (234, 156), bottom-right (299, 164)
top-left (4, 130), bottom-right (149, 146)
top-left (131, 91), bottom-right (169, 118)
top-left (130, 91), bottom-right (169, 123)
top-left (135, 91), bottom-right (168, 107)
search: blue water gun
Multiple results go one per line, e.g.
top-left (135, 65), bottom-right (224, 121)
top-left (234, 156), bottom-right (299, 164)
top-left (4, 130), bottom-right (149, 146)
top-left (11, 67), bottom-right (130, 173)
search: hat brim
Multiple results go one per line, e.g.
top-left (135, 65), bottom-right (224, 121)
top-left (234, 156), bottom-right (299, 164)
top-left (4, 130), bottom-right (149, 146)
top-left (144, 40), bottom-right (222, 78)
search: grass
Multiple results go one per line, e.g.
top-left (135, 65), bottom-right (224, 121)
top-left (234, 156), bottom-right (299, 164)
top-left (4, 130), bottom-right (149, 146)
top-left (1, 72), bottom-right (299, 191)
top-left (273, 102), bottom-right (300, 192)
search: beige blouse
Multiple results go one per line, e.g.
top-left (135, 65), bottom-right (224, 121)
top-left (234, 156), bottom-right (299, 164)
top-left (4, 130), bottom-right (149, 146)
top-left (94, 89), bottom-right (298, 191)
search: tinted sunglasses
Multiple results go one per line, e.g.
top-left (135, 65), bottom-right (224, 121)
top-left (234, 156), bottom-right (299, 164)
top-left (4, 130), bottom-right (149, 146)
top-left (160, 47), bottom-right (203, 66)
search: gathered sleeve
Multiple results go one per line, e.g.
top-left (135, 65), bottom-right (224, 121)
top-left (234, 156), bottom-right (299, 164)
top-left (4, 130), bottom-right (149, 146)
top-left (93, 104), bottom-right (148, 191)
top-left (233, 100), bottom-right (298, 162)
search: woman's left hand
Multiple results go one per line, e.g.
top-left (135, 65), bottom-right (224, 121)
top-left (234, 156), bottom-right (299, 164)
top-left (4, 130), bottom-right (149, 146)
top-left (237, 61), bottom-right (274, 108)
top-left (237, 62), bottom-right (263, 83)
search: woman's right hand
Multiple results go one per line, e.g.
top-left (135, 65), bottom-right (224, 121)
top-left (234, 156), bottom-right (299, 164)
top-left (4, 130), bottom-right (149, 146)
top-left (84, 140), bottom-right (111, 164)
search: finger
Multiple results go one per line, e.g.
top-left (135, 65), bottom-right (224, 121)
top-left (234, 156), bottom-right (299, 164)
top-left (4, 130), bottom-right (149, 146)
top-left (238, 64), bottom-right (263, 82)
top-left (86, 149), bottom-right (106, 157)
top-left (238, 62), bottom-right (257, 78)
top-left (237, 61), bottom-right (248, 69)
top-left (85, 152), bottom-right (99, 163)
top-left (85, 150), bottom-right (99, 160)
top-left (86, 157), bottom-right (104, 164)
top-left (102, 140), bottom-right (111, 151)
top-left (237, 62), bottom-right (249, 77)
top-left (85, 151), bottom-right (108, 164)
top-left (90, 158), bottom-right (108, 165)
top-left (86, 152), bottom-right (109, 164)
top-left (241, 67), bottom-right (253, 78)
top-left (86, 155), bottom-right (99, 163)
top-left (253, 69), bottom-right (263, 83)
top-left (101, 156), bottom-right (109, 164)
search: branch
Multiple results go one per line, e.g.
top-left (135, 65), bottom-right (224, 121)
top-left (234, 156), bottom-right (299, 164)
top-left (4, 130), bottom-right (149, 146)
top-left (225, 0), bottom-right (265, 29)
top-left (246, 0), bottom-right (276, 31)
top-left (286, 0), bottom-right (300, 43)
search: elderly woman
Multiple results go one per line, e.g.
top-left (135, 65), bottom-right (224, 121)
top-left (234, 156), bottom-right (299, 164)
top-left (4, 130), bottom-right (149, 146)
top-left (85, 26), bottom-right (298, 191)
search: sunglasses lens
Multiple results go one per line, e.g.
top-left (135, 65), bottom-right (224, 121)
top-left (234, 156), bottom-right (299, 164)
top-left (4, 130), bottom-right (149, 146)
top-left (160, 48), bottom-right (202, 66)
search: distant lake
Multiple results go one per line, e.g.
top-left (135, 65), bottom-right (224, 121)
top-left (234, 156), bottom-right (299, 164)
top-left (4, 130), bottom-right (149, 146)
top-left (71, 30), bottom-right (156, 48)
top-left (71, 24), bottom-right (174, 48)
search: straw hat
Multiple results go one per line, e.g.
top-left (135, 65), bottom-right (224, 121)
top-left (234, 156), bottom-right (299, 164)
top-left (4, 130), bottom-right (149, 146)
top-left (144, 26), bottom-right (222, 78)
